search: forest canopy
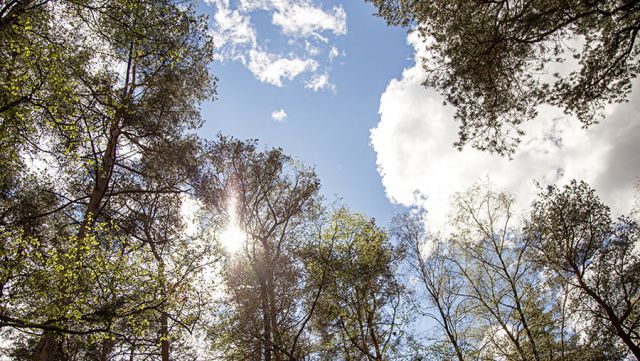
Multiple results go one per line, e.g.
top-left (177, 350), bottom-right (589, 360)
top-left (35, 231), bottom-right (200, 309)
top-left (367, 0), bottom-right (640, 156)
top-left (1, 0), bottom-right (639, 360)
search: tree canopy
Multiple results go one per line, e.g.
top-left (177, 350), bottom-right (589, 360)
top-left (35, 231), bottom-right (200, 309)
top-left (1, 0), bottom-right (639, 360)
top-left (367, 0), bottom-right (640, 156)
top-left (394, 181), bottom-right (640, 360)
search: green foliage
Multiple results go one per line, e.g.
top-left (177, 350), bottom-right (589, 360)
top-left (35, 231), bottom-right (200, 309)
top-left (0, 0), bottom-right (217, 359)
top-left (527, 180), bottom-right (612, 273)
top-left (526, 180), bottom-right (640, 358)
top-left (311, 209), bottom-right (406, 361)
top-left (206, 136), bottom-right (322, 361)
top-left (367, 0), bottom-right (640, 156)
top-left (0, 220), bottom-right (165, 335)
top-left (396, 181), bottom-right (636, 360)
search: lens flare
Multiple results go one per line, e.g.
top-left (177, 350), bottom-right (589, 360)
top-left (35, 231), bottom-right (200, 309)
top-left (219, 197), bottom-right (246, 253)
top-left (219, 223), bottom-right (245, 253)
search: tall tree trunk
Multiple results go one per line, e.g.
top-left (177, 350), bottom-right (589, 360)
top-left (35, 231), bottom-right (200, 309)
top-left (78, 115), bottom-right (121, 239)
top-left (259, 273), bottom-right (272, 361)
top-left (160, 312), bottom-right (170, 361)
top-left (31, 106), bottom-right (124, 361)
top-left (366, 307), bottom-right (382, 361)
top-left (574, 270), bottom-right (640, 359)
top-left (145, 219), bottom-right (170, 361)
top-left (30, 332), bottom-right (57, 361)
top-left (29, 33), bottom-right (137, 361)
top-left (267, 263), bottom-right (281, 361)
top-left (100, 337), bottom-right (114, 361)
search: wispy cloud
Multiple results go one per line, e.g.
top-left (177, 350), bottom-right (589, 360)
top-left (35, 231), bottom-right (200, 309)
top-left (271, 2), bottom-right (347, 38)
top-left (248, 49), bottom-right (318, 87)
top-left (271, 109), bottom-right (288, 122)
top-left (305, 73), bottom-right (335, 92)
top-left (207, 0), bottom-right (256, 62)
top-left (206, 0), bottom-right (346, 88)
top-left (328, 46), bottom-right (340, 62)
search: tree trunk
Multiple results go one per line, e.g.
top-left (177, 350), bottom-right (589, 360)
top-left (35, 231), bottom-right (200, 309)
top-left (575, 271), bottom-right (640, 359)
top-left (160, 312), bottom-right (170, 361)
top-left (30, 332), bottom-right (57, 361)
top-left (267, 264), bottom-right (281, 361)
top-left (30, 111), bottom-right (123, 361)
top-left (99, 337), bottom-right (114, 361)
top-left (78, 115), bottom-right (121, 239)
top-left (259, 274), bottom-right (272, 361)
top-left (366, 309), bottom-right (382, 361)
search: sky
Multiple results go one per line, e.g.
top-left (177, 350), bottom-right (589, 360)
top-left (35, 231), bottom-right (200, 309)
top-left (197, 0), bottom-right (414, 225)
top-left (196, 0), bottom-right (640, 231)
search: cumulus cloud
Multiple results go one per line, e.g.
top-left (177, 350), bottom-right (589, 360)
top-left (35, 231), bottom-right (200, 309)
top-left (370, 32), bottom-right (640, 232)
top-left (248, 49), bottom-right (318, 86)
top-left (305, 73), bottom-right (335, 92)
top-left (207, 0), bottom-right (346, 88)
top-left (271, 109), bottom-right (288, 122)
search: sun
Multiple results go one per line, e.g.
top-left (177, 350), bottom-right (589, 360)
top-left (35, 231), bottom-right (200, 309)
top-left (219, 223), bottom-right (246, 253)
top-left (219, 195), bottom-right (247, 253)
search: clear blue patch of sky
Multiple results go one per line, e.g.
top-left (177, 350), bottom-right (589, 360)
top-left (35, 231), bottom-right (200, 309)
top-left (197, 0), bottom-right (414, 226)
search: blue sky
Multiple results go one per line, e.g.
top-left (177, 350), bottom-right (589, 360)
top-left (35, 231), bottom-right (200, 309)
top-left (196, 0), bottom-right (640, 231)
top-left (197, 0), bottom-right (414, 225)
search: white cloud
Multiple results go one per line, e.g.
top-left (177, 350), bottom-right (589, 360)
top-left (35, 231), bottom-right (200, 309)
top-left (237, 0), bottom-right (347, 38)
top-left (305, 73), bottom-right (335, 92)
top-left (305, 40), bottom-right (321, 56)
top-left (328, 46), bottom-right (340, 61)
top-left (271, 109), bottom-right (288, 122)
top-left (271, 2), bottom-right (347, 38)
top-left (207, 0), bottom-right (256, 62)
top-left (206, 0), bottom-right (346, 88)
top-left (237, 0), bottom-right (270, 11)
top-left (248, 49), bottom-right (318, 86)
top-left (371, 32), bottom-right (640, 232)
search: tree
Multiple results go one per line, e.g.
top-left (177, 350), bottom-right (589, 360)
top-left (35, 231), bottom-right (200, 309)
top-left (393, 212), bottom-right (472, 361)
top-left (0, 0), bottom-right (217, 359)
top-left (395, 183), bottom-right (617, 360)
top-left (526, 180), bottom-right (640, 359)
top-left (447, 185), bottom-right (556, 361)
top-left (0, 0), bottom-right (86, 177)
top-left (367, 0), bottom-right (640, 156)
top-left (312, 209), bottom-right (406, 361)
top-left (205, 137), bottom-right (321, 361)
